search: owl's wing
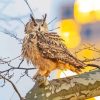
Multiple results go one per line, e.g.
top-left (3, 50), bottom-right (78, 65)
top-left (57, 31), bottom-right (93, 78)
top-left (37, 31), bottom-right (86, 69)
top-left (37, 32), bottom-right (75, 63)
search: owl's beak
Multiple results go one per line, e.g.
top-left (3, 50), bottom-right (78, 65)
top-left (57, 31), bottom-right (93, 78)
top-left (38, 27), bottom-right (40, 31)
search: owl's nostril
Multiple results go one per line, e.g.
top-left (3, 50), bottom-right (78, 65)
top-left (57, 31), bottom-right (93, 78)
top-left (38, 27), bottom-right (40, 31)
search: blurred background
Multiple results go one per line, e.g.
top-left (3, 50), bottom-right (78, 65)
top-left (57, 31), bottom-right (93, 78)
top-left (53, 1), bottom-right (100, 100)
top-left (0, 0), bottom-right (100, 100)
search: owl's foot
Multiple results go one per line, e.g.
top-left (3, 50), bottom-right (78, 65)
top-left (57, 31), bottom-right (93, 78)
top-left (33, 73), bottom-right (49, 87)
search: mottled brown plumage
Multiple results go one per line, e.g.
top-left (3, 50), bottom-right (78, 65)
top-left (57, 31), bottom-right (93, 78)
top-left (22, 15), bottom-right (86, 77)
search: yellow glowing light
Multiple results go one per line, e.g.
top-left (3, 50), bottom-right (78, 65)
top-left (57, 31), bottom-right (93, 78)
top-left (74, 0), bottom-right (95, 24)
top-left (76, 49), bottom-right (94, 60)
top-left (76, 49), bottom-right (95, 72)
top-left (95, 10), bottom-right (100, 20)
top-left (74, 0), bottom-right (100, 23)
top-left (91, 0), bottom-right (100, 21)
top-left (58, 19), bottom-right (81, 48)
top-left (86, 98), bottom-right (96, 100)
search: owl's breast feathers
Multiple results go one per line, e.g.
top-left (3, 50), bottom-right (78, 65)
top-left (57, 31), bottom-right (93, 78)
top-left (22, 32), bottom-right (86, 76)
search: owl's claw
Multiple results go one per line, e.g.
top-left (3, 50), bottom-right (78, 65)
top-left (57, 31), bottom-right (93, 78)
top-left (33, 74), bottom-right (48, 87)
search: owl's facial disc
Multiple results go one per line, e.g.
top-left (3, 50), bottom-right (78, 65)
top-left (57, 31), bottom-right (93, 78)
top-left (25, 14), bottom-right (48, 34)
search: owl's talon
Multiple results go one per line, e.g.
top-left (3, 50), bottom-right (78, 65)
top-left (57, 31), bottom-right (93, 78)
top-left (33, 75), bottom-right (48, 87)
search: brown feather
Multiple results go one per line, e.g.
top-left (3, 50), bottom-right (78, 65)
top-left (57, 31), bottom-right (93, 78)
top-left (22, 19), bottom-right (86, 77)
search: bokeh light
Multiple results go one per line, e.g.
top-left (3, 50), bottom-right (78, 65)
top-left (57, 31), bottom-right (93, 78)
top-left (58, 19), bottom-right (81, 48)
top-left (74, 0), bottom-right (95, 24)
top-left (74, 0), bottom-right (100, 24)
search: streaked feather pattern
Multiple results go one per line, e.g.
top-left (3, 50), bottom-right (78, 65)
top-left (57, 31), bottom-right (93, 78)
top-left (37, 31), bottom-right (86, 69)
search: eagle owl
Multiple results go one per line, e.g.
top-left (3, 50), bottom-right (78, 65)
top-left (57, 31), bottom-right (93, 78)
top-left (22, 14), bottom-right (86, 77)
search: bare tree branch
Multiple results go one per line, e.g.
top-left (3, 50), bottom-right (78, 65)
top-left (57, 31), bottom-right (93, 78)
top-left (0, 57), bottom-right (36, 81)
top-left (0, 26), bottom-right (22, 43)
top-left (83, 57), bottom-right (100, 62)
top-left (25, 69), bottom-right (100, 100)
top-left (0, 75), bottom-right (24, 100)
top-left (0, 67), bottom-right (35, 74)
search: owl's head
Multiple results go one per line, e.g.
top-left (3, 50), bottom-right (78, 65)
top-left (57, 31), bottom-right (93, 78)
top-left (25, 14), bottom-right (48, 34)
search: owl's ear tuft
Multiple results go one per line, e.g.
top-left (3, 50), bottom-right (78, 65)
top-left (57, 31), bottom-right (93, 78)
top-left (30, 14), bottom-right (37, 26)
top-left (42, 14), bottom-right (47, 25)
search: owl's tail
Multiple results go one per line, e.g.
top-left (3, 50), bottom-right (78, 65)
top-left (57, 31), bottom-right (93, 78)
top-left (66, 54), bottom-right (100, 73)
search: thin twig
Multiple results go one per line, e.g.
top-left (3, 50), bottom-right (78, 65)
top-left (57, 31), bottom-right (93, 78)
top-left (47, 17), bottom-right (57, 25)
top-left (7, 55), bottom-right (21, 63)
top-left (0, 67), bottom-right (35, 74)
top-left (87, 64), bottom-right (100, 69)
top-left (0, 26), bottom-right (22, 43)
top-left (49, 27), bottom-right (60, 31)
top-left (18, 59), bottom-right (24, 68)
top-left (0, 75), bottom-right (23, 100)
top-left (18, 18), bottom-right (25, 26)
top-left (24, 0), bottom-right (34, 16)
top-left (83, 57), bottom-right (100, 62)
